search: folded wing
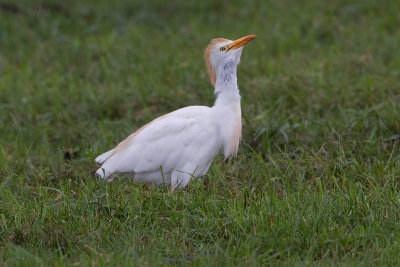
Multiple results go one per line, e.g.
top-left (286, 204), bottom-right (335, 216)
top-left (96, 106), bottom-right (218, 181)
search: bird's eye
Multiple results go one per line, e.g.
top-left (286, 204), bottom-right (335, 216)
top-left (220, 47), bottom-right (225, 51)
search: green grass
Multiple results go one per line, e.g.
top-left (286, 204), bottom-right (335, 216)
top-left (1, 0), bottom-right (400, 265)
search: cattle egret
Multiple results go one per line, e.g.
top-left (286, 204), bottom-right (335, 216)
top-left (95, 35), bottom-right (256, 190)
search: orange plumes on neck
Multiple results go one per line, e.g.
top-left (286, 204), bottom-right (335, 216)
top-left (204, 38), bottom-right (229, 87)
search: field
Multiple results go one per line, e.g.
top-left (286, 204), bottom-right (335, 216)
top-left (1, 0), bottom-right (400, 265)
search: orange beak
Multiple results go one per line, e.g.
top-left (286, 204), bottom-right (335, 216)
top-left (225, 34), bottom-right (257, 52)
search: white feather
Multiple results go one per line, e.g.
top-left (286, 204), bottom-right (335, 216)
top-left (95, 149), bottom-right (115, 164)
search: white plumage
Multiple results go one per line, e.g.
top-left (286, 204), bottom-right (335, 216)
top-left (95, 35), bottom-right (256, 190)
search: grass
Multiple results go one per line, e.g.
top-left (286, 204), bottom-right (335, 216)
top-left (1, 0), bottom-right (400, 265)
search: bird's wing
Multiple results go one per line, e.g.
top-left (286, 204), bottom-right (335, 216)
top-left (98, 106), bottom-right (218, 176)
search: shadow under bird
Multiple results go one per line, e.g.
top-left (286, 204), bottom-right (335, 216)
top-left (95, 34), bottom-right (257, 190)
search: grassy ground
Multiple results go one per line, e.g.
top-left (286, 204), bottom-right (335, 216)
top-left (1, 0), bottom-right (400, 265)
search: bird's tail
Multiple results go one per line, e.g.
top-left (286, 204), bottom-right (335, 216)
top-left (95, 167), bottom-right (114, 182)
top-left (95, 149), bottom-right (117, 181)
top-left (95, 149), bottom-right (115, 164)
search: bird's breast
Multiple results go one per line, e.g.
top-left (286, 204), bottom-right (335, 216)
top-left (223, 104), bottom-right (242, 158)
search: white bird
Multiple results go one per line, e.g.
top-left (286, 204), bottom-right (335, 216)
top-left (95, 34), bottom-right (256, 190)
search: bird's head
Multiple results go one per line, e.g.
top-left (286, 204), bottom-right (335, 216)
top-left (204, 35), bottom-right (256, 87)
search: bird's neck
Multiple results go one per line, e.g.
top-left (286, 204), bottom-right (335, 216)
top-left (213, 61), bottom-right (241, 106)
